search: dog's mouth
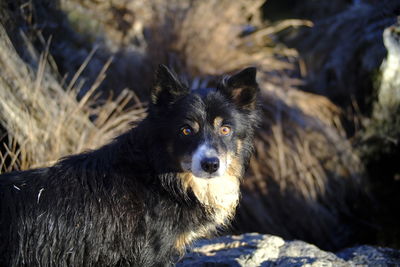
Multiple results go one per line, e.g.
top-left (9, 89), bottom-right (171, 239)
top-left (181, 166), bottom-right (226, 179)
top-left (181, 161), bottom-right (226, 179)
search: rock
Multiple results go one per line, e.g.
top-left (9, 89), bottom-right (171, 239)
top-left (291, 0), bottom-right (399, 113)
top-left (177, 233), bottom-right (400, 266)
top-left (357, 20), bottom-right (400, 247)
top-left (378, 22), bottom-right (400, 109)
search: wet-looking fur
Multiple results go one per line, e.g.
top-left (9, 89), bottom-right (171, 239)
top-left (0, 65), bottom-right (260, 266)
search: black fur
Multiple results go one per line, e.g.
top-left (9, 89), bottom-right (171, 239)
top-left (0, 66), bottom-right (260, 266)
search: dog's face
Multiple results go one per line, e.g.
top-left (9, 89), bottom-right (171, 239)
top-left (171, 94), bottom-right (243, 179)
top-left (149, 65), bottom-right (259, 181)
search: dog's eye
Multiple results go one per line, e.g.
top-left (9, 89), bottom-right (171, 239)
top-left (219, 126), bottom-right (231, 136)
top-left (181, 126), bottom-right (193, 136)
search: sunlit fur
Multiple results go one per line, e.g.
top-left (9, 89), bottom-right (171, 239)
top-left (0, 66), bottom-right (259, 266)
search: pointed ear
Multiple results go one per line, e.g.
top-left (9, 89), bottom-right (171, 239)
top-left (151, 65), bottom-right (188, 107)
top-left (219, 67), bottom-right (259, 110)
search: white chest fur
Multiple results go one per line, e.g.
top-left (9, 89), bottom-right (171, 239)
top-left (182, 173), bottom-right (240, 225)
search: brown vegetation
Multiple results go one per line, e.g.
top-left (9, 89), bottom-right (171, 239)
top-left (236, 86), bottom-right (367, 249)
top-left (0, 22), bottom-right (145, 171)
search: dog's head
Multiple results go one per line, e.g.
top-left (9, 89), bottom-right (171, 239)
top-left (149, 65), bottom-right (259, 182)
top-left (148, 65), bottom-right (260, 225)
top-left (145, 65), bottom-right (259, 236)
top-left (149, 65), bottom-right (259, 181)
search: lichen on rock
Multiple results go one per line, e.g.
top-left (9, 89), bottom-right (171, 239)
top-left (178, 234), bottom-right (400, 266)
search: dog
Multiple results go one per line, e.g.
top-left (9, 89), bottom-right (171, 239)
top-left (0, 65), bottom-right (260, 266)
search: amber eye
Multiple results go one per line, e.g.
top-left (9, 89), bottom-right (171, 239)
top-left (219, 126), bottom-right (231, 136)
top-left (181, 126), bottom-right (193, 136)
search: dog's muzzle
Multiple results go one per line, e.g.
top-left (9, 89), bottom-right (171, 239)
top-left (181, 143), bottom-right (227, 178)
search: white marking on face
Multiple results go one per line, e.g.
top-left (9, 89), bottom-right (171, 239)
top-left (190, 143), bottom-right (227, 178)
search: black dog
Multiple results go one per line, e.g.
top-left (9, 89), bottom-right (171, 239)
top-left (0, 65), bottom-right (260, 266)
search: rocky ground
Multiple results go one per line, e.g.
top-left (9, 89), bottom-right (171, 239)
top-left (178, 233), bottom-right (400, 266)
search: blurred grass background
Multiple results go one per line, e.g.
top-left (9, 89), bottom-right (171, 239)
top-left (0, 0), bottom-right (399, 251)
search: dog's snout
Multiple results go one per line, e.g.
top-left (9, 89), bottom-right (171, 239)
top-left (200, 157), bottom-right (220, 174)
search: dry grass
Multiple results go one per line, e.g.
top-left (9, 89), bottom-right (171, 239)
top-left (58, 0), bottom-right (311, 90)
top-left (143, 0), bottom-right (311, 77)
top-left (235, 82), bottom-right (367, 249)
top-left (0, 23), bottom-right (145, 172)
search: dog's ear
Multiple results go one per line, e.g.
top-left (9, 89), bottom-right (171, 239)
top-left (151, 65), bottom-right (188, 107)
top-left (219, 67), bottom-right (259, 110)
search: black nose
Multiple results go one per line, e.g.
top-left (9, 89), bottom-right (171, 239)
top-left (201, 157), bottom-right (220, 174)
